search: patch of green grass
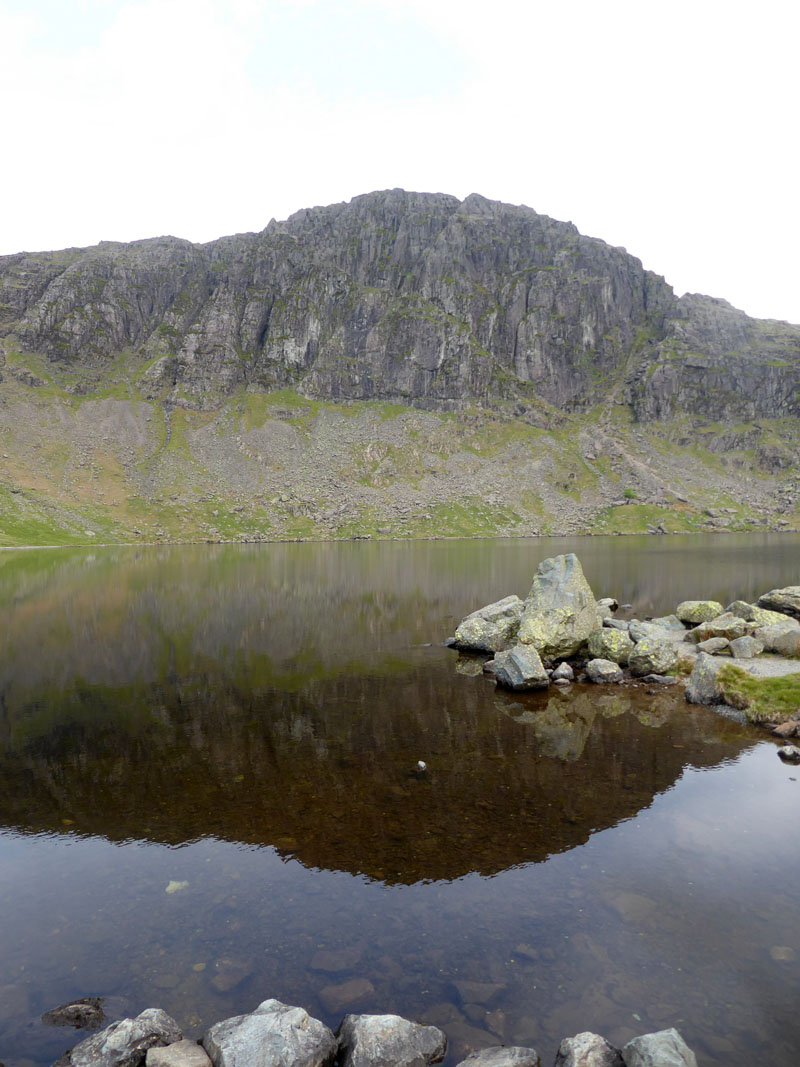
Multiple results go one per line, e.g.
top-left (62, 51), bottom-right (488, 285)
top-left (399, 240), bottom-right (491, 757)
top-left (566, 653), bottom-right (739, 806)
top-left (716, 663), bottom-right (800, 723)
top-left (590, 503), bottom-right (698, 535)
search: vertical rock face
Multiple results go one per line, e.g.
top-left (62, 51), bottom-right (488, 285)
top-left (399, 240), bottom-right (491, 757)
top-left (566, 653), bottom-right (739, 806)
top-left (2, 189), bottom-right (798, 419)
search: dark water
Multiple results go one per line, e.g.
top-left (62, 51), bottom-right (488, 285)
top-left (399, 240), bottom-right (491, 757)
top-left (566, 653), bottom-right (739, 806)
top-left (1, 534), bottom-right (799, 1066)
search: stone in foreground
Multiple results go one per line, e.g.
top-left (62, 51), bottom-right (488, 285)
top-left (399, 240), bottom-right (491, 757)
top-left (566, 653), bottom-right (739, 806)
top-left (628, 636), bottom-right (677, 677)
top-left (518, 554), bottom-right (599, 658)
top-left (202, 1000), bottom-right (335, 1067)
top-left (554, 1031), bottom-right (623, 1066)
top-left (454, 1047), bottom-right (540, 1067)
top-left (728, 635), bottom-right (763, 659)
top-left (59, 1008), bottom-right (182, 1067)
top-left (337, 1013), bottom-right (446, 1067)
top-left (621, 1027), bottom-right (697, 1066)
top-left (758, 586), bottom-right (800, 620)
top-left (493, 645), bottom-right (549, 691)
top-left (684, 652), bottom-right (725, 705)
top-left (675, 600), bottom-right (724, 625)
top-left (146, 1041), bottom-right (213, 1067)
top-left (587, 627), bottom-right (635, 665)
top-left (454, 595), bottom-right (525, 653)
top-left (586, 658), bottom-right (624, 684)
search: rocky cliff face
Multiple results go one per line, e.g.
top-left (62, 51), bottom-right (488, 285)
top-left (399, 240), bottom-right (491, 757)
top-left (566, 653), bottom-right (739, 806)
top-left (3, 189), bottom-right (795, 419)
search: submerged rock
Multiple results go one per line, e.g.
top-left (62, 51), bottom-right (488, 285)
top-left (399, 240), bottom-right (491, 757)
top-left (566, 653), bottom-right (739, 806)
top-left (518, 554), bottom-right (600, 658)
top-left (620, 1027), bottom-right (697, 1067)
top-left (454, 595), bottom-right (525, 653)
top-left (554, 1031), bottom-right (623, 1066)
top-left (493, 645), bottom-right (549, 691)
top-left (42, 997), bottom-right (105, 1030)
top-left (454, 1048), bottom-right (540, 1067)
top-left (337, 1013), bottom-right (446, 1067)
top-left (58, 1008), bottom-right (182, 1067)
top-left (202, 1000), bottom-right (335, 1067)
top-left (675, 600), bottom-right (723, 625)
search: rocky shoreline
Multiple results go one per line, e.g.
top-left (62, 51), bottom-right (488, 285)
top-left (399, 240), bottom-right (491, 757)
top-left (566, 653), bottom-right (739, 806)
top-left (46, 996), bottom-right (699, 1067)
top-left (448, 553), bottom-right (800, 728)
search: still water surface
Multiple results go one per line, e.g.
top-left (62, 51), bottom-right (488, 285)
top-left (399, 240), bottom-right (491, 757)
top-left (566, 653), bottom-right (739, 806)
top-left (1, 534), bottom-right (799, 1066)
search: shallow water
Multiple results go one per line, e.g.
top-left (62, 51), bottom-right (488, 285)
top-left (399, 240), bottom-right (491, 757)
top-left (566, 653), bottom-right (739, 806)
top-left (1, 534), bottom-right (799, 1066)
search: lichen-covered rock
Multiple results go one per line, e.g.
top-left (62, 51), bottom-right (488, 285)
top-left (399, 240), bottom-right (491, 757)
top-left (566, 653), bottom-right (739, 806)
top-left (628, 620), bottom-right (666, 643)
top-left (454, 1048), bottom-right (540, 1067)
top-left (337, 1013), bottom-right (446, 1067)
top-left (454, 595), bottom-right (525, 653)
top-left (554, 1032), bottom-right (623, 1067)
top-left (518, 554), bottom-right (599, 658)
top-left (675, 600), bottom-right (724, 625)
top-left (202, 1000), bottom-right (335, 1067)
top-left (586, 658), bottom-right (624, 684)
top-left (728, 635), bottom-right (763, 659)
top-left (758, 586), bottom-right (800, 620)
top-left (494, 645), bottom-right (550, 691)
top-left (620, 1027), bottom-right (697, 1067)
top-left (628, 636), bottom-right (677, 676)
top-left (726, 600), bottom-right (789, 627)
top-left (587, 627), bottom-right (635, 665)
top-left (686, 612), bottom-right (748, 643)
top-left (685, 652), bottom-right (726, 705)
top-left (61, 1008), bottom-right (182, 1067)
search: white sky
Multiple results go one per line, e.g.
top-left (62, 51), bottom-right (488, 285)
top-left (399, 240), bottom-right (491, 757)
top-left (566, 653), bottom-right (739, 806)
top-left (1, 0), bottom-right (798, 323)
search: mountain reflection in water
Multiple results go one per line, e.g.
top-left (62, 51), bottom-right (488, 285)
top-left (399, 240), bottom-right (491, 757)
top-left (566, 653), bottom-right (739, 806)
top-left (1, 536), bottom-right (800, 1067)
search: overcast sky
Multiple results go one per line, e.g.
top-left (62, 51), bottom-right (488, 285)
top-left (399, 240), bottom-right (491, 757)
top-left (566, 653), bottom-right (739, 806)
top-left (2, 0), bottom-right (798, 323)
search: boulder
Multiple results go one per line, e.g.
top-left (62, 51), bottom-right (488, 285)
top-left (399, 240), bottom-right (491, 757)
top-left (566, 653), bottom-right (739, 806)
top-left (628, 636), bottom-right (677, 677)
top-left (60, 1009), bottom-right (182, 1067)
top-left (146, 1041), bottom-right (212, 1067)
top-left (621, 1028), bottom-right (697, 1066)
top-left (695, 637), bottom-right (730, 655)
top-left (729, 635), bottom-right (763, 659)
top-left (685, 653), bottom-right (725, 705)
top-left (337, 1013), bottom-right (446, 1067)
top-left (587, 627), bottom-right (635, 665)
top-left (42, 997), bottom-right (105, 1030)
top-left (494, 645), bottom-right (550, 691)
top-left (675, 600), bottom-right (724, 625)
top-left (585, 658), bottom-right (624, 684)
top-left (454, 595), bottom-right (525, 653)
top-left (454, 1049), bottom-right (540, 1067)
top-left (202, 1000), bottom-right (335, 1067)
top-left (686, 613), bottom-right (747, 643)
top-left (754, 618), bottom-right (800, 653)
top-left (758, 586), bottom-right (800, 620)
top-left (726, 601), bottom-right (788, 627)
top-left (554, 1032), bottom-right (623, 1066)
top-left (769, 629), bottom-right (800, 657)
top-left (518, 554), bottom-right (600, 658)
top-left (778, 745), bottom-right (800, 761)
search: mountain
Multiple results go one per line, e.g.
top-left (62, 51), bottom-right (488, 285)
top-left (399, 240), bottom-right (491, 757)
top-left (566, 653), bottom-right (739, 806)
top-left (0, 190), bottom-right (798, 545)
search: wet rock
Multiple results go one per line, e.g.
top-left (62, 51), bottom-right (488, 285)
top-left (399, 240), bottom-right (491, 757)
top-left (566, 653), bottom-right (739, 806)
top-left (202, 1000), bottom-right (335, 1067)
top-left (551, 662), bottom-right (574, 682)
top-left (146, 1040), bottom-right (212, 1067)
top-left (494, 645), bottom-right (549, 691)
top-left (728, 635), bottom-right (763, 659)
top-left (587, 627), bottom-right (634, 665)
top-left (758, 586), bottom-right (800, 620)
top-left (59, 1008), bottom-right (182, 1067)
top-left (210, 956), bottom-right (253, 993)
top-left (771, 721), bottom-right (798, 738)
top-left (685, 652), bottom-right (725, 705)
top-left (454, 1047), bottom-right (540, 1067)
top-left (518, 554), bottom-right (600, 658)
top-left (309, 945), bottom-right (363, 973)
top-left (777, 745), bottom-right (800, 762)
top-left (675, 600), bottom-right (724, 625)
top-left (620, 1027), bottom-right (697, 1066)
top-left (318, 977), bottom-right (376, 1015)
top-left (483, 658), bottom-right (498, 675)
top-left (42, 997), bottom-right (105, 1030)
top-left (337, 1013), bottom-right (446, 1067)
top-left (586, 658), bottom-right (624, 684)
top-left (453, 981), bottom-right (505, 1006)
top-left (695, 637), bottom-right (730, 655)
top-left (554, 1031), bottom-right (623, 1066)
top-left (454, 596), bottom-right (525, 653)
top-left (628, 636), bottom-right (677, 677)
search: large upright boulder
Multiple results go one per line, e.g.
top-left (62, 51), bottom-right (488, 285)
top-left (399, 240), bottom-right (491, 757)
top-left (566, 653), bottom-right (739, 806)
top-left (337, 1013), bottom-right (446, 1067)
top-left (454, 595), bottom-right (525, 652)
top-left (202, 1001), bottom-right (336, 1067)
top-left (758, 586), bottom-right (800, 620)
top-left (59, 1008), bottom-right (182, 1067)
top-left (518, 554), bottom-right (599, 658)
